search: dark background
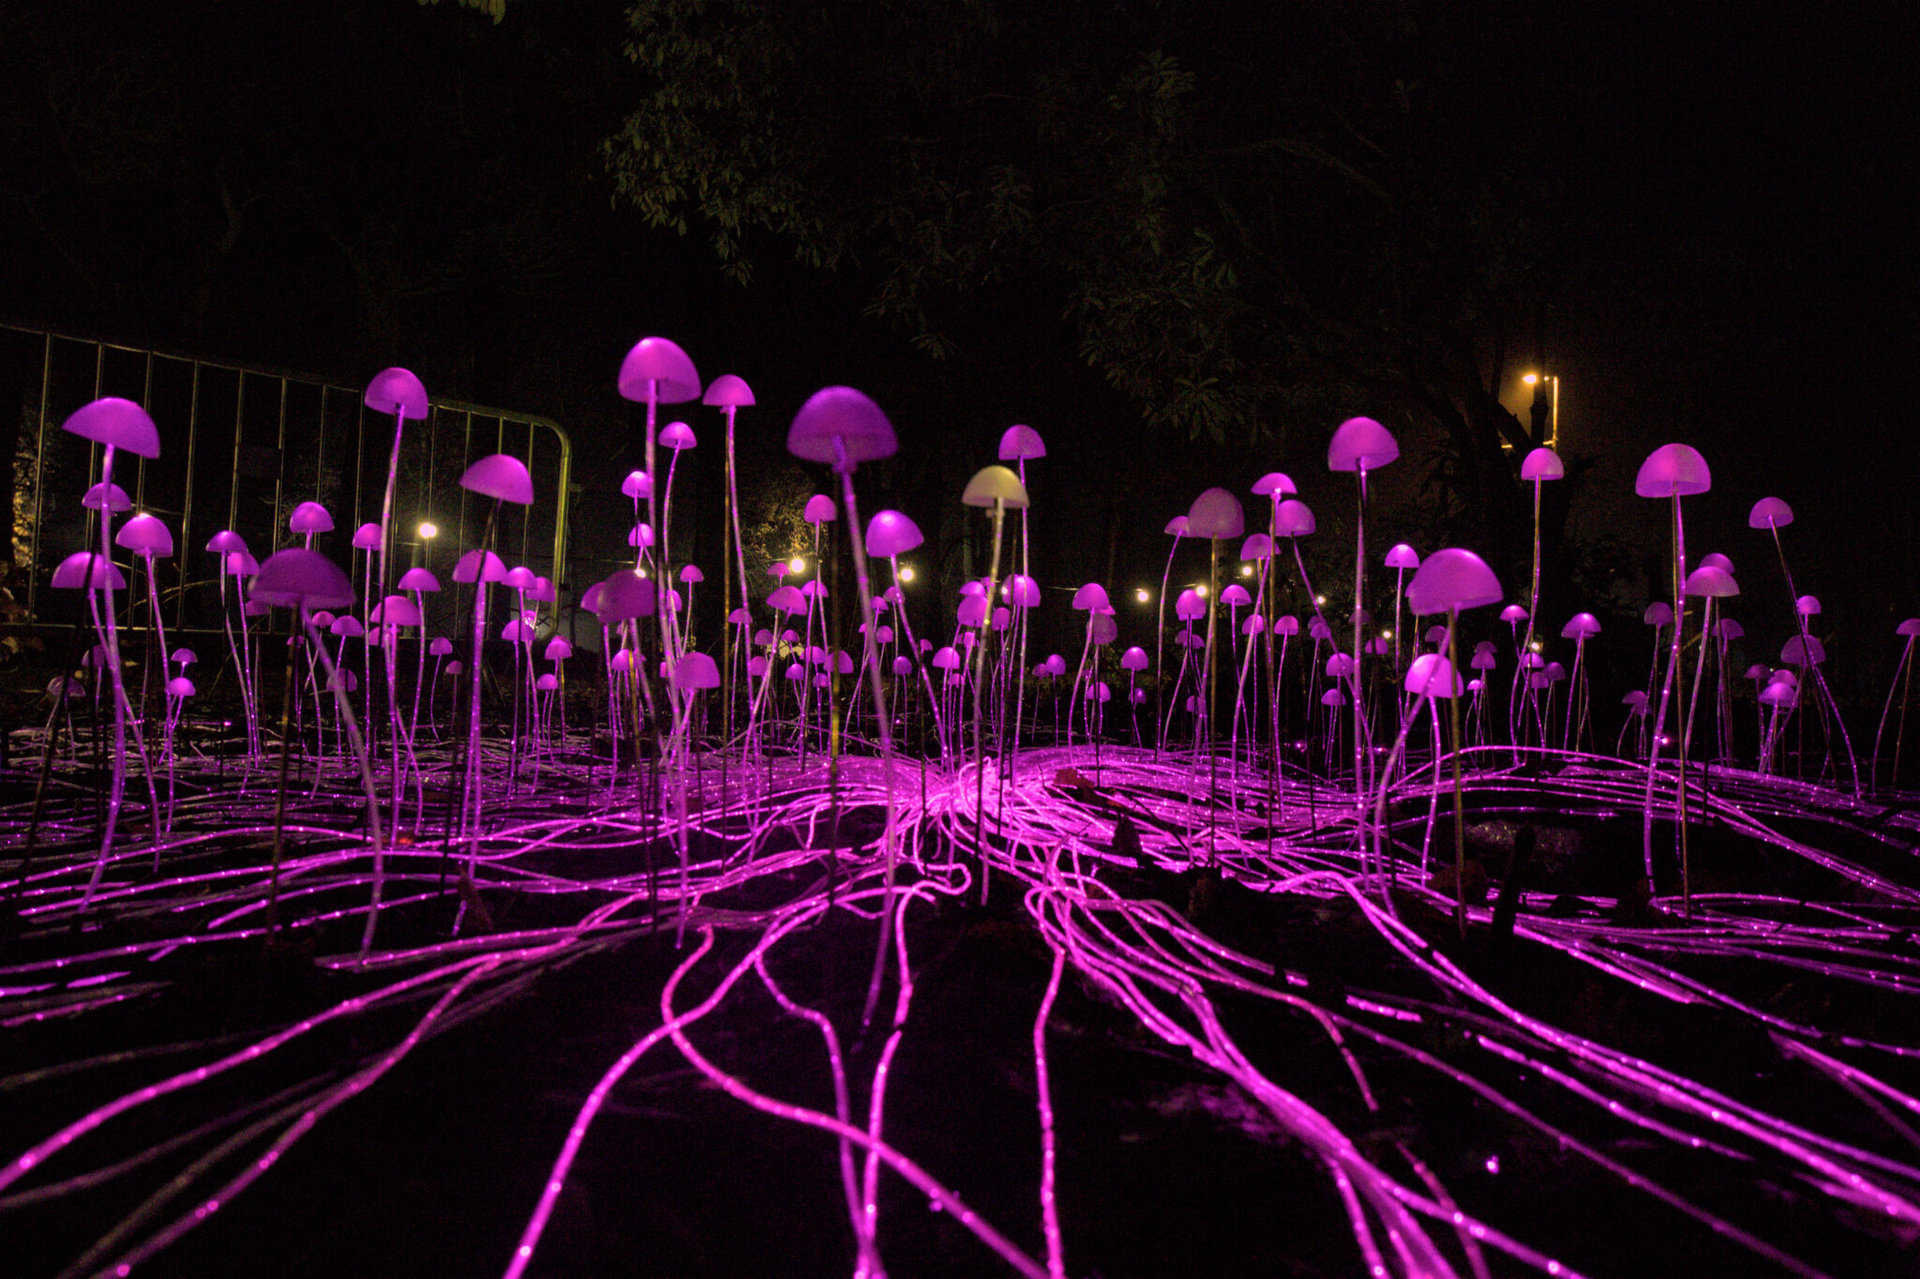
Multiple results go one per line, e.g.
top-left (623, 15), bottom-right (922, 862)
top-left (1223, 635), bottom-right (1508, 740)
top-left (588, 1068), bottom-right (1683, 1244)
top-left (4, 0), bottom-right (1916, 700)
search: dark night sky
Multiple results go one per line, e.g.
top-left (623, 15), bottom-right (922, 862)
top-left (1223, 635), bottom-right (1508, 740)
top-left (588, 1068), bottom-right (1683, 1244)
top-left (5, 2), bottom-right (1917, 658)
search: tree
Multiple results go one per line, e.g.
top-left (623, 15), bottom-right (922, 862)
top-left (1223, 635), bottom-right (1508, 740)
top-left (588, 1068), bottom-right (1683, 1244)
top-left (604, 0), bottom-right (1565, 554)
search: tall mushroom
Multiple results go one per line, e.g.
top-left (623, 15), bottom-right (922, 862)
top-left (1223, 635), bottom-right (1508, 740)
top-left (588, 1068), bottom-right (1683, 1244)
top-left (1402, 547), bottom-right (1503, 933)
top-left (250, 548), bottom-right (375, 948)
top-left (1558, 612), bottom-right (1603, 754)
top-left (618, 337), bottom-right (703, 737)
top-left (703, 374), bottom-right (757, 743)
top-left (1186, 487), bottom-right (1245, 860)
top-left (960, 465), bottom-right (1030, 851)
top-left (62, 397), bottom-right (161, 903)
top-left (1634, 442), bottom-right (1710, 909)
top-left (789, 386), bottom-right (902, 1025)
top-left (1329, 415), bottom-right (1398, 803)
top-left (453, 453), bottom-right (534, 883)
top-left (1749, 496), bottom-right (1859, 793)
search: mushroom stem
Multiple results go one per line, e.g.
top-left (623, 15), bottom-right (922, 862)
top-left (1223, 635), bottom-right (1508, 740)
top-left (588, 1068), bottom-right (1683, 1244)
top-left (973, 498), bottom-right (1007, 904)
top-left (268, 628), bottom-right (299, 939)
top-left (889, 556), bottom-right (946, 761)
top-left (724, 405), bottom-right (754, 747)
top-left (1010, 457), bottom-right (1033, 775)
top-left (1447, 611), bottom-right (1467, 940)
top-left (827, 444), bottom-right (898, 1030)
top-left (1640, 492), bottom-right (1689, 913)
top-left (1874, 634), bottom-right (1917, 791)
top-left (462, 502), bottom-right (503, 867)
top-left (1768, 524), bottom-right (1862, 795)
top-left (1153, 531), bottom-right (1183, 752)
top-left (1204, 536), bottom-right (1221, 863)
top-left (82, 444), bottom-right (161, 907)
top-left (1351, 464), bottom-right (1369, 853)
top-left (302, 607), bottom-right (386, 955)
top-left (1684, 597), bottom-right (1716, 760)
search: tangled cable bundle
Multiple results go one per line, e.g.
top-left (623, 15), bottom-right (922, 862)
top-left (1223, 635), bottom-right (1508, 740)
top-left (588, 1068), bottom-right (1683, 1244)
top-left (8, 353), bottom-right (1920, 1277)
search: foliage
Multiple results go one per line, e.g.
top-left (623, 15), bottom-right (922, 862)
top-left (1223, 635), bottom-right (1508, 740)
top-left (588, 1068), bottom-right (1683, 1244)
top-left (736, 461), bottom-right (814, 599)
top-left (604, 0), bottom-right (1561, 473)
top-left (418, 0), bottom-right (508, 22)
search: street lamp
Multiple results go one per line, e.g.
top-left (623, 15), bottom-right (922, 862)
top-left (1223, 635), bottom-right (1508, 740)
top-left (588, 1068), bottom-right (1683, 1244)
top-left (1521, 372), bottom-right (1560, 450)
top-left (413, 520), bottom-right (439, 568)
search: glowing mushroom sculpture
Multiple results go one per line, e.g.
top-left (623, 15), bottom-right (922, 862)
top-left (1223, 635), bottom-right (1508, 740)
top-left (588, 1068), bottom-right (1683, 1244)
top-left (1518, 446), bottom-right (1564, 676)
top-left (1558, 612), bottom-right (1603, 753)
top-left (1153, 514), bottom-right (1189, 750)
top-left (1186, 487), bottom-right (1245, 856)
top-left (656, 420), bottom-right (697, 577)
top-left (1750, 495), bottom-right (1859, 794)
top-left (1383, 543), bottom-right (1421, 703)
top-left (1067, 583), bottom-right (1112, 750)
top-left (1681, 564), bottom-right (1739, 769)
top-left (867, 510), bottom-right (944, 760)
top-left (114, 513), bottom-right (178, 824)
top-left (619, 337), bottom-right (702, 708)
top-left (399, 566), bottom-right (442, 744)
top-left (789, 386), bottom-right (903, 1025)
top-left (701, 373), bottom-right (757, 740)
top-left (999, 424), bottom-right (1047, 758)
top-left (1634, 441), bottom-right (1711, 909)
top-left (1874, 618), bottom-right (1920, 791)
top-left (251, 547), bottom-right (382, 949)
top-left (454, 453), bottom-right (534, 869)
top-left (1329, 416), bottom-right (1398, 795)
top-left (1401, 547), bottom-right (1503, 932)
top-left (62, 397), bottom-right (161, 903)
top-left (288, 500), bottom-right (334, 548)
top-left (958, 463), bottom-right (1030, 897)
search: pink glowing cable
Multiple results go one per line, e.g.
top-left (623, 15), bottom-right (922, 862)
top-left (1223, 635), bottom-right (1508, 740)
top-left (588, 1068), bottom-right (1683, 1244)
top-left (12, 475), bottom-right (1920, 1279)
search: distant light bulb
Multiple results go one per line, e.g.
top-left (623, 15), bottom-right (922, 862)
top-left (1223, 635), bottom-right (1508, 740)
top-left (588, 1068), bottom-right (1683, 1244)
top-left (1314, 594), bottom-right (1327, 607)
top-left (789, 555), bottom-right (806, 574)
top-left (1529, 639), bottom-right (1542, 652)
top-left (1195, 583), bottom-right (1209, 597)
top-left (1238, 564), bottom-right (1253, 578)
top-left (1380, 629), bottom-right (1392, 640)
top-left (1522, 372), bottom-right (1539, 386)
top-left (417, 521), bottom-right (439, 540)
top-left (899, 566), bottom-right (916, 583)
top-left (1134, 587), bottom-right (1151, 604)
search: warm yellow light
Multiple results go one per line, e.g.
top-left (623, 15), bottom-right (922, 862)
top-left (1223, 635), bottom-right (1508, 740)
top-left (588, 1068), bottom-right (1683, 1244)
top-left (1194, 583), bottom-right (1209, 598)
top-left (1238, 564), bottom-right (1253, 578)
top-left (1134, 587), bottom-right (1151, 604)
top-left (1381, 629), bottom-right (1393, 640)
top-left (1314, 594), bottom-right (1328, 607)
top-left (1522, 372), bottom-right (1539, 386)
top-left (417, 521), bottom-right (439, 540)
top-left (899, 566), bottom-right (916, 583)
top-left (1529, 639), bottom-right (1543, 652)
top-left (788, 555), bottom-right (806, 574)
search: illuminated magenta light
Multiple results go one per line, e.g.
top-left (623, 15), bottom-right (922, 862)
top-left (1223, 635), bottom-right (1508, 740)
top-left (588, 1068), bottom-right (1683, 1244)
top-left (6, 365), bottom-right (1920, 1279)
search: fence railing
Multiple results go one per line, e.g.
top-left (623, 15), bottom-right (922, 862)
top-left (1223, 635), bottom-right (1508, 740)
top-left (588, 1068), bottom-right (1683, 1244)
top-left (5, 324), bottom-right (571, 642)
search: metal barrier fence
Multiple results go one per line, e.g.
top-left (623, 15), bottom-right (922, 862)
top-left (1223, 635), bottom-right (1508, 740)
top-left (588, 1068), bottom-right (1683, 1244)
top-left (4, 324), bottom-right (571, 642)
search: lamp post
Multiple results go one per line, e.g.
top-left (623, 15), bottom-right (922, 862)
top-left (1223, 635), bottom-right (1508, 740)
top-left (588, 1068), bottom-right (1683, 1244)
top-left (1522, 372), bottom-right (1560, 450)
